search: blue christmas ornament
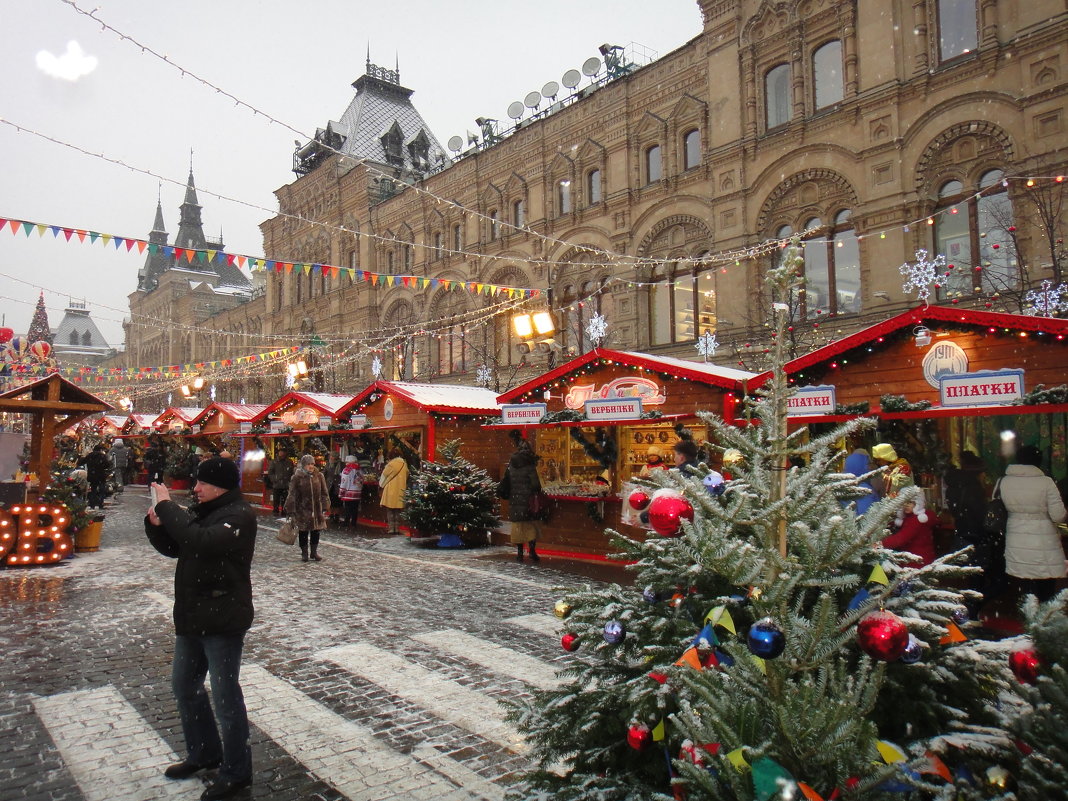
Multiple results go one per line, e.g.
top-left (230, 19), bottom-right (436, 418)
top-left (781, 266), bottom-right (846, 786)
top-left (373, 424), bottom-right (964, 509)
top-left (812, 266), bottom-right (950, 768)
top-left (951, 606), bottom-right (969, 625)
top-left (603, 620), bottom-right (626, 645)
top-left (891, 580), bottom-right (912, 597)
top-left (642, 586), bottom-right (660, 604)
top-left (729, 594), bottom-right (748, 605)
top-left (900, 634), bottom-right (923, 664)
top-left (638, 511), bottom-right (650, 525)
top-left (747, 618), bottom-right (786, 659)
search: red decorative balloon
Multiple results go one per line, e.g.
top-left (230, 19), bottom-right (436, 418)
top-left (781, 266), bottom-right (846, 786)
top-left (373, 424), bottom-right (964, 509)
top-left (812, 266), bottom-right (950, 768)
top-left (30, 340), bottom-right (51, 360)
top-left (627, 723), bottom-right (651, 751)
top-left (561, 632), bottom-right (580, 652)
top-left (857, 610), bottom-right (909, 661)
top-left (1009, 648), bottom-right (1040, 685)
top-left (628, 490), bottom-right (651, 510)
top-left (647, 491), bottom-right (694, 537)
top-left (0, 327), bottom-right (12, 345)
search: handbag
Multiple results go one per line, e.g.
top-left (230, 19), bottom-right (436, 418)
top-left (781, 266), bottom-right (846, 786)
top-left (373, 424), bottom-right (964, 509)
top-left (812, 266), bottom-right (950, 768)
top-left (982, 480), bottom-right (1008, 540)
top-left (276, 517), bottom-right (297, 545)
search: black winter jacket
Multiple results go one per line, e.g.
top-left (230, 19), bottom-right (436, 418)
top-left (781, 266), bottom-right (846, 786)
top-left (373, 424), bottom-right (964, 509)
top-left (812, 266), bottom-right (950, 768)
top-left (145, 488), bottom-right (257, 636)
top-left (498, 448), bottom-right (541, 523)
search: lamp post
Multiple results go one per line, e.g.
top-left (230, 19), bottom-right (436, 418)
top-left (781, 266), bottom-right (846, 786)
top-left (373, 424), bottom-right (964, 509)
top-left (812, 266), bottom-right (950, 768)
top-left (512, 310), bottom-right (558, 364)
top-left (286, 360), bottom-right (309, 390)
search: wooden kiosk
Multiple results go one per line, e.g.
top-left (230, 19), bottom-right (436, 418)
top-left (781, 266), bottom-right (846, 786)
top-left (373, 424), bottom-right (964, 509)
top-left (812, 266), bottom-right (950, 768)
top-left (494, 348), bottom-right (759, 557)
top-left (190, 403), bottom-right (269, 504)
top-left (0, 374), bottom-right (111, 499)
top-left (778, 305), bottom-right (1068, 505)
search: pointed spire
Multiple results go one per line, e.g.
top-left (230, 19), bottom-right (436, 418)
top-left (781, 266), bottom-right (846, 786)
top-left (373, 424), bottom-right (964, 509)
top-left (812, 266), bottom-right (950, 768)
top-left (151, 198), bottom-right (167, 235)
top-left (183, 168), bottom-right (199, 207)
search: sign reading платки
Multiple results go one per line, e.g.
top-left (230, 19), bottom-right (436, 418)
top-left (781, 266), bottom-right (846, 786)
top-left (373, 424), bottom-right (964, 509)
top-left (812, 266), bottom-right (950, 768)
top-left (786, 385), bottom-right (837, 416)
top-left (939, 369), bottom-right (1025, 407)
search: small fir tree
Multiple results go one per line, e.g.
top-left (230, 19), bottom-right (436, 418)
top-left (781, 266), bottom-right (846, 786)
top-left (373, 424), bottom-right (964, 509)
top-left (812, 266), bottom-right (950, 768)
top-left (403, 439), bottom-right (500, 544)
top-left (27, 292), bottom-right (52, 344)
top-left (506, 241), bottom-right (1021, 801)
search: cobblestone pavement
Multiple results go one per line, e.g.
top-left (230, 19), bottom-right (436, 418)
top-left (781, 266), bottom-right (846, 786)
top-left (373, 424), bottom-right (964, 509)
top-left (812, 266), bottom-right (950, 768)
top-left (0, 488), bottom-right (631, 801)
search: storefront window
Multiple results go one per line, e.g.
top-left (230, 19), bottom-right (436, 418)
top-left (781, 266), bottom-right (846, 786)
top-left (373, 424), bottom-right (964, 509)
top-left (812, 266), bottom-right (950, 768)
top-left (674, 273), bottom-right (695, 340)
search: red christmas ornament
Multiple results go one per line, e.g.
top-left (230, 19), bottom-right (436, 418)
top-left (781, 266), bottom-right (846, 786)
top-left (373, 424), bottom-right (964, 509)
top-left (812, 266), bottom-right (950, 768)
top-left (992, 243), bottom-right (1000, 249)
top-left (0, 327), bottom-right (12, 345)
top-left (647, 491), bottom-right (694, 537)
top-left (627, 723), bottom-right (652, 751)
top-left (1009, 648), bottom-right (1040, 684)
top-left (628, 490), bottom-right (651, 510)
top-left (561, 632), bottom-right (580, 652)
top-left (857, 610), bottom-right (909, 661)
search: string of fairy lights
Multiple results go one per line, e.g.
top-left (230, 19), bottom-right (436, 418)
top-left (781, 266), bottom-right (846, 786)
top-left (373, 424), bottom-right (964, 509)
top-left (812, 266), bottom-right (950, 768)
top-left (1, 0), bottom-right (1063, 405)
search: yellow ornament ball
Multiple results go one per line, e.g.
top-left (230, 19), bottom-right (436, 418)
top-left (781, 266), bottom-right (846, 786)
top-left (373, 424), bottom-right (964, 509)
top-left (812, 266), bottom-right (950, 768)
top-left (554, 600), bottom-right (573, 619)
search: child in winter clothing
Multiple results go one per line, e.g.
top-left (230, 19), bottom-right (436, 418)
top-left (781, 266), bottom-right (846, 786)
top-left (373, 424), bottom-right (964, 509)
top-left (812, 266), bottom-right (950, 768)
top-left (883, 485), bottom-right (937, 565)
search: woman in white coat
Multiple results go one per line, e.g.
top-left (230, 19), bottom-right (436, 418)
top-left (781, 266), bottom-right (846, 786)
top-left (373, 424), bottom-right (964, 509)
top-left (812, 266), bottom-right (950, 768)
top-left (1000, 445), bottom-right (1067, 602)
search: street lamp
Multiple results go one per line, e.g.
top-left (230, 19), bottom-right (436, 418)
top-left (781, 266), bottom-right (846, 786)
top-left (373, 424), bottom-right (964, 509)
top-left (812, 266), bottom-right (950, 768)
top-left (286, 360), bottom-right (309, 388)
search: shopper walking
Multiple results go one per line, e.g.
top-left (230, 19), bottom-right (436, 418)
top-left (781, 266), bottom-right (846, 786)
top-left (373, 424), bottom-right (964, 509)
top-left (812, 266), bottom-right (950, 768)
top-left (84, 444), bottom-right (111, 510)
top-left (145, 457), bottom-right (256, 800)
top-left (1000, 445), bottom-right (1067, 602)
top-left (285, 454), bottom-right (331, 562)
top-left (109, 437), bottom-right (130, 494)
top-left (267, 451), bottom-right (294, 516)
top-left (498, 437), bottom-right (542, 562)
top-left (379, 448), bottom-right (409, 536)
top-left (338, 455), bottom-right (363, 529)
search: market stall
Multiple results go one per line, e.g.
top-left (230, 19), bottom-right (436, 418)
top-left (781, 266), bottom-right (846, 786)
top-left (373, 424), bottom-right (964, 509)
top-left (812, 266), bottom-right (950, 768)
top-left (189, 402), bottom-right (269, 504)
top-left (337, 381), bottom-right (508, 532)
top-left (776, 305), bottom-right (1068, 512)
top-left (94, 414), bottom-right (129, 439)
top-left (493, 348), bottom-right (759, 556)
top-left (150, 406), bottom-right (205, 488)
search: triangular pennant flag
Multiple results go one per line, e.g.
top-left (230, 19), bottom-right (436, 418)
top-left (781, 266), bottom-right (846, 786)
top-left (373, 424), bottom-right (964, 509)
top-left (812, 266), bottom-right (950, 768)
top-left (21, 221), bottom-right (34, 236)
top-left (798, 783), bottom-right (824, 801)
top-left (186, 249), bottom-right (197, 263)
top-left (725, 748), bottom-right (749, 772)
top-left (136, 241), bottom-right (146, 254)
top-left (9, 219), bottom-right (22, 233)
top-left (691, 622), bottom-right (719, 649)
top-left (63, 228), bottom-right (74, 241)
top-left (705, 606), bottom-right (737, 634)
top-left (101, 234), bottom-right (112, 247)
top-left (674, 646), bottom-right (702, 670)
top-left (89, 231), bottom-right (100, 243)
top-left (876, 740), bottom-right (907, 764)
top-left (867, 564), bottom-right (889, 585)
top-left (651, 719), bottom-right (666, 741)
top-left (237, 256), bottom-right (246, 267)
top-left (75, 230), bottom-right (87, 242)
top-left (36, 224), bottom-right (47, 237)
top-left (752, 757), bottom-right (795, 801)
top-left (940, 622), bottom-right (967, 644)
top-left (113, 236), bottom-right (124, 248)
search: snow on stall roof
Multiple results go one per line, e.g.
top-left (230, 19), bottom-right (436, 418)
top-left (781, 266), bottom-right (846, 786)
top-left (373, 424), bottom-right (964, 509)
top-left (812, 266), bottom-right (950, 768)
top-left (295, 392), bottom-right (358, 415)
top-left (213, 403), bottom-right (269, 421)
top-left (621, 351), bottom-right (760, 383)
top-left (386, 382), bottom-right (502, 412)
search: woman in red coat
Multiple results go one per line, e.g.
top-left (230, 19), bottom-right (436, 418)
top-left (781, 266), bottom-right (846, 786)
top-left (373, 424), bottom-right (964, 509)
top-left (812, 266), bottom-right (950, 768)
top-left (884, 485), bottom-right (937, 566)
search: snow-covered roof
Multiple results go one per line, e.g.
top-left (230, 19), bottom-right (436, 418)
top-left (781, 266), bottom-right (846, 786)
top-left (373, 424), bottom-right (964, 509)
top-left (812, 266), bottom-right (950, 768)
top-left (621, 351), bottom-right (759, 384)
top-left (153, 407), bottom-right (203, 427)
top-left (295, 392), bottom-right (357, 415)
top-left (211, 403), bottom-right (269, 421)
top-left (98, 414), bottom-right (128, 430)
top-left (381, 382), bottom-right (501, 413)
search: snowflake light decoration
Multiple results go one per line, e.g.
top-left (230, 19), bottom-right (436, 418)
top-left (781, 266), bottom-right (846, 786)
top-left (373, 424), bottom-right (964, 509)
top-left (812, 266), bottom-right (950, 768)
top-left (900, 249), bottom-right (947, 306)
top-left (1024, 279), bottom-right (1068, 317)
top-left (696, 330), bottom-right (720, 361)
top-left (209, 384), bottom-right (217, 402)
top-left (284, 373), bottom-right (295, 389)
top-left (475, 364), bottom-right (493, 387)
top-left (586, 312), bottom-right (608, 346)
top-left (371, 354), bottom-right (383, 379)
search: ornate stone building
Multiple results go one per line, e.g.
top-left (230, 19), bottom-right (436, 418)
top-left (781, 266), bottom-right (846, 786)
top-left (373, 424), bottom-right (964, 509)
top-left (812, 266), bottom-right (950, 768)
top-left (123, 0), bottom-right (1068, 406)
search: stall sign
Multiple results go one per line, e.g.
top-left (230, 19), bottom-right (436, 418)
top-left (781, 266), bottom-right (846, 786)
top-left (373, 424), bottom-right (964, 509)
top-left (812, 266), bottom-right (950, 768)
top-left (939, 369), bottom-right (1024, 407)
top-left (348, 414), bottom-right (368, 429)
top-left (318, 415), bottom-right (332, 429)
top-left (168, 419), bottom-right (184, 431)
top-left (239, 422), bottom-right (252, 434)
top-left (787, 385), bottom-right (837, 417)
top-left (585, 397), bottom-right (644, 421)
top-left (281, 406), bottom-right (319, 426)
top-left (501, 403), bottom-right (546, 424)
top-left (922, 340), bottom-right (969, 389)
top-left (269, 420), bottom-right (285, 433)
top-left (565, 376), bottom-right (666, 410)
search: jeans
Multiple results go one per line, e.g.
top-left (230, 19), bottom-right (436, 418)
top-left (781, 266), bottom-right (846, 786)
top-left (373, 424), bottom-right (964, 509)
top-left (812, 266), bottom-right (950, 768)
top-left (172, 633), bottom-right (252, 781)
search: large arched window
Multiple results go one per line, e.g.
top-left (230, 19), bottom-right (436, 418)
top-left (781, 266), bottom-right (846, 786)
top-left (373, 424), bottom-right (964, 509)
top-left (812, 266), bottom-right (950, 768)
top-left (557, 179), bottom-right (572, 214)
top-left (646, 145), bottom-right (662, 183)
top-left (683, 129), bottom-right (701, 170)
top-left (649, 261), bottom-right (717, 345)
top-left (813, 41), bottom-right (843, 109)
top-left (937, 0), bottom-right (978, 62)
top-left (802, 211), bottom-right (861, 316)
top-left (587, 170), bottom-right (601, 205)
top-left (432, 294), bottom-right (472, 376)
top-left (935, 169), bottom-right (1016, 298)
top-left (765, 64), bottom-right (792, 129)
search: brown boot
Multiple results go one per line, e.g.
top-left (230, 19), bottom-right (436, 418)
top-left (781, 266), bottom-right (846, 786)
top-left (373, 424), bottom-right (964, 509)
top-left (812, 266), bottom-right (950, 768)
top-left (516, 544), bottom-right (525, 562)
top-left (300, 546), bottom-right (309, 562)
top-left (310, 546), bottom-right (322, 562)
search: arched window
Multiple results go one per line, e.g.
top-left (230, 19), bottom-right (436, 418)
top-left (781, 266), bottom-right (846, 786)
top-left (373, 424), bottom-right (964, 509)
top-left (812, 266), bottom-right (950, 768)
top-left (295, 272), bottom-right (303, 304)
top-left (801, 211), bottom-right (860, 316)
top-left (648, 261), bottom-right (718, 344)
top-left (513, 200), bottom-right (525, 227)
top-left (813, 41), bottom-right (843, 109)
top-left (558, 179), bottom-right (572, 214)
top-left (935, 169), bottom-right (1016, 298)
top-left (452, 223), bottom-right (462, 252)
top-left (387, 250), bottom-right (395, 274)
top-left (765, 64), bottom-right (791, 129)
top-left (938, 0), bottom-right (978, 62)
top-left (433, 232), bottom-right (442, 259)
top-left (489, 209), bottom-right (499, 240)
top-left (587, 170), bottom-right (601, 205)
top-left (683, 129), bottom-right (701, 170)
top-left (646, 145), bottom-right (662, 183)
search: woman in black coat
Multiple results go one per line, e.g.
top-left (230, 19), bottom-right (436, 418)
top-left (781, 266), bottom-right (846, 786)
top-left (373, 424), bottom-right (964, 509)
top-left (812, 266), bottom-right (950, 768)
top-left (498, 440), bottom-right (542, 562)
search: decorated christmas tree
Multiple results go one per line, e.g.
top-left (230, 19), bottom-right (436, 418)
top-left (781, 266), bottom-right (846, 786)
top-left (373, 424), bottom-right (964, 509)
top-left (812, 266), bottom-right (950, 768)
top-left (27, 291), bottom-right (52, 343)
top-left (506, 241), bottom-right (1025, 800)
top-left (403, 439), bottom-right (500, 546)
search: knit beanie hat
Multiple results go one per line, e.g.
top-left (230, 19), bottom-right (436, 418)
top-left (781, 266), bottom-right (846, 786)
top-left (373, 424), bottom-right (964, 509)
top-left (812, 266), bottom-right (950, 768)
top-left (196, 457), bottom-right (240, 490)
top-left (894, 485), bottom-right (928, 525)
top-left (872, 443), bottom-right (898, 462)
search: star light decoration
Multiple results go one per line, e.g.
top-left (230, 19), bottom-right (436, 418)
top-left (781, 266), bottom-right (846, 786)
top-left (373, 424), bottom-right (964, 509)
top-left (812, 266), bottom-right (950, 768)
top-left (1024, 279), bottom-right (1068, 317)
top-left (586, 312), bottom-right (608, 346)
top-left (475, 363), bottom-right (493, 387)
top-left (696, 330), bottom-right (720, 361)
top-left (371, 354), bottom-right (383, 379)
top-left (900, 249), bottom-right (948, 306)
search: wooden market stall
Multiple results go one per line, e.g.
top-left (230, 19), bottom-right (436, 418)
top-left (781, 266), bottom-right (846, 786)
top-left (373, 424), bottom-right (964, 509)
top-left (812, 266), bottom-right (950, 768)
top-left (494, 348), bottom-right (759, 557)
top-left (189, 402), bottom-right (269, 504)
top-left (95, 414), bottom-right (129, 439)
top-left (150, 406), bottom-right (205, 489)
top-left (774, 305), bottom-right (1068, 512)
top-left (0, 374), bottom-right (111, 500)
top-left (337, 381), bottom-right (510, 532)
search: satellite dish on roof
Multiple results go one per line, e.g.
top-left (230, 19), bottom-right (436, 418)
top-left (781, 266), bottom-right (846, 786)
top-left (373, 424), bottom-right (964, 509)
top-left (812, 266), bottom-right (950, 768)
top-left (507, 101), bottom-right (525, 120)
top-left (561, 69), bottom-right (581, 89)
top-left (581, 56), bottom-right (602, 77)
top-left (447, 135), bottom-right (463, 153)
top-left (541, 80), bottom-right (559, 100)
top-left (524, 91), bottom-right (541, 109)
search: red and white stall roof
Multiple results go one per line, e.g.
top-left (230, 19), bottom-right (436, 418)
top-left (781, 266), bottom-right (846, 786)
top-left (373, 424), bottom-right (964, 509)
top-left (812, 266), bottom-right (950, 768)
top-left (95, 414), bottom-right (129, 434)
top-left (125, 413), bottom-right (158, 434)
top-left (253, 391), bottom-right (358, 428)
top-left (346, 381), bottom-right (501, 416)
top-left (152, 407), bottom-right (204, 431)
top-left (191, 402), bottom-right (269, 427)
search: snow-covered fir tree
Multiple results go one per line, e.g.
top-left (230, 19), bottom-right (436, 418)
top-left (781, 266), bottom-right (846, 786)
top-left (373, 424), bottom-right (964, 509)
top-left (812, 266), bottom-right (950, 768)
top-left (27, 291), bottom-right (52, 343)
top-left (506, 240), bottom-right (1026, 801)
top-left (403, 438), bottom-right (499, 544)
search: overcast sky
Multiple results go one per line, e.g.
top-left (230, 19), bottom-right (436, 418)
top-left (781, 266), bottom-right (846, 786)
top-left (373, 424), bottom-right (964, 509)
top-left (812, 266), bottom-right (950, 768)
top-left (0, 0), bottom-right (701, 351)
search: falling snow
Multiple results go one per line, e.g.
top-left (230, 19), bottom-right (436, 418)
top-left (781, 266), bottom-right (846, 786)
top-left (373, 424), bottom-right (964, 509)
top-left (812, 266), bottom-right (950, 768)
top-left (899, 249), bottom-right (947, 305)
